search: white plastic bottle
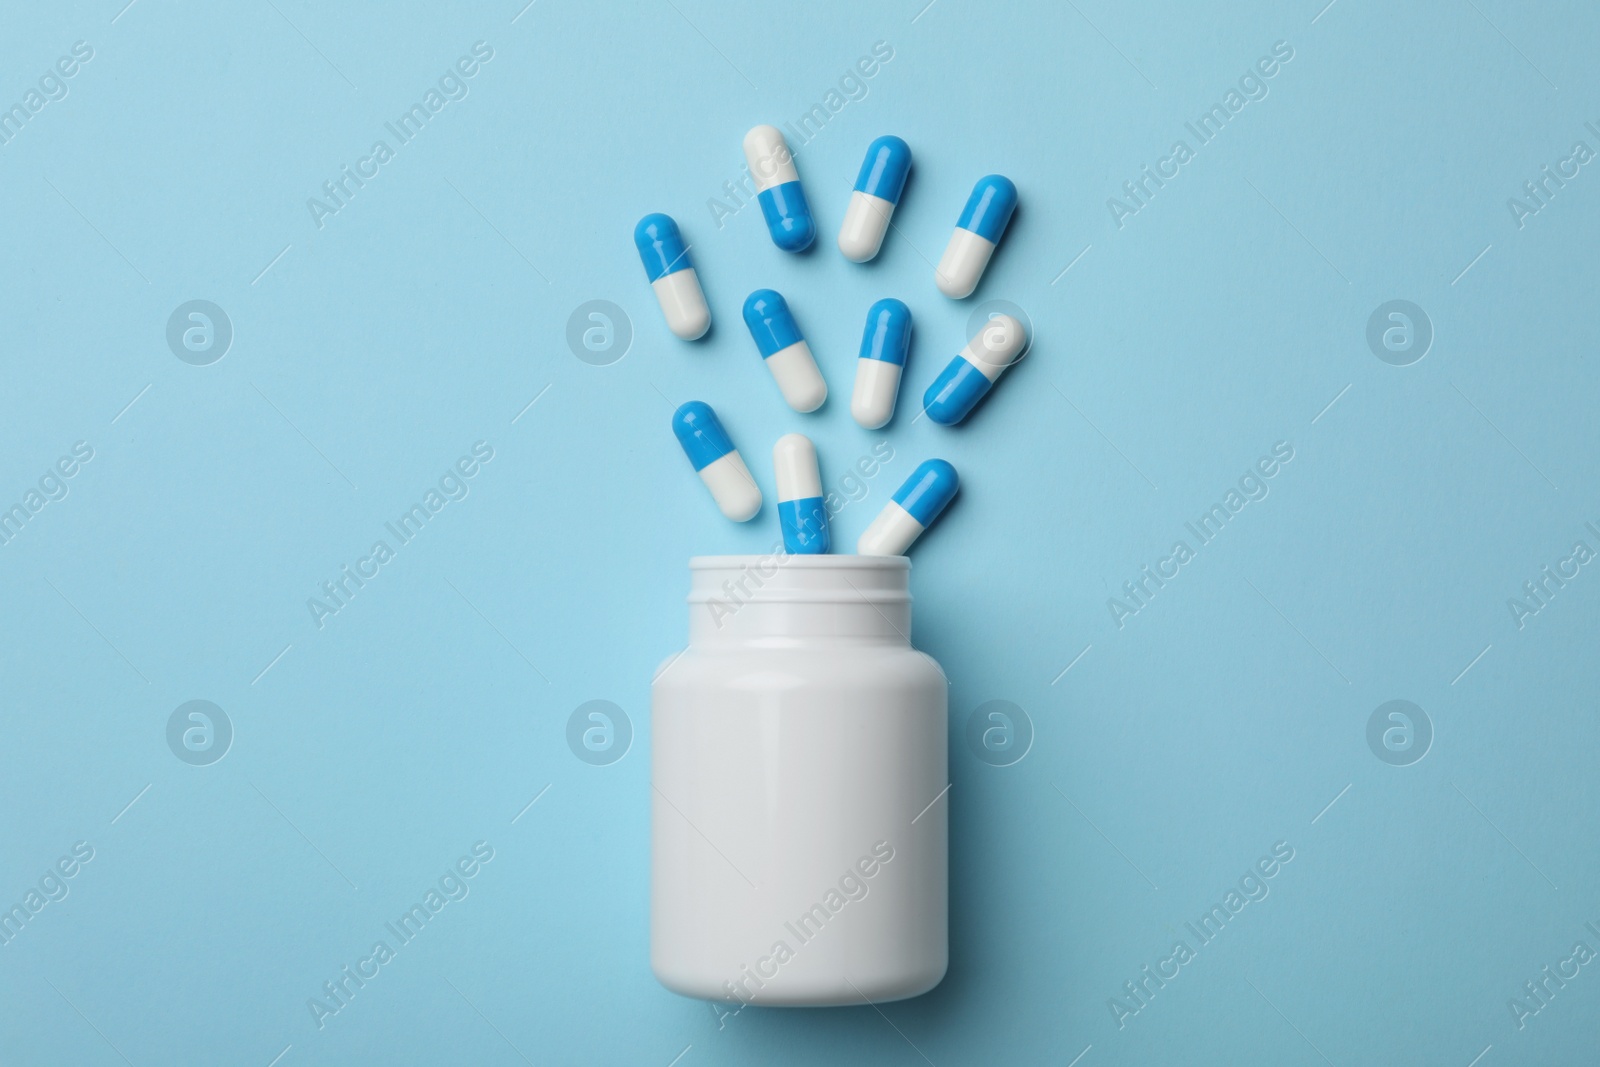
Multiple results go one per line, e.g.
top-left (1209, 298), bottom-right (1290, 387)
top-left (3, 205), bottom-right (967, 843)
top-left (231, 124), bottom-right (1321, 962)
top-left (651, 555), bottom-right (948, 1007)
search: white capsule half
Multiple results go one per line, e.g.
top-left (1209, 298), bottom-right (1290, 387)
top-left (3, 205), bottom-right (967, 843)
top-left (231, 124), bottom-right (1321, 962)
top-left (965, 313), bottom-right (1027, 381)
top-left (766, 341), bottom-right (827, 413)
top-left (851, 358), bottom-right (902, 430)
top-left (698, 451), bottom-right (761, 522)
top-left (857, 501), bottom-right (924, 556)
top-left (838, 191), bottom-right (894, 263)
top-left (651, 268), bottom-right (710, 341)
top-left (744, 124), bottom-right (800, 193)
top-left (935, 229), bottom-right (994, 299)
top-left (773, 433), bottom-right (824, 502)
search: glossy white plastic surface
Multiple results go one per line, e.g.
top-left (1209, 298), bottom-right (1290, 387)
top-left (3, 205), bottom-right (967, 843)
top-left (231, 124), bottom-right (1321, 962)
top-left (743, 124), bottom-right (800, 193)
top-left (697, 452), bottom-right (761, 522)
top-left (838, 190), bottom-right (894, 262)
top-left (652, 556), bottom-right (949, 1007)
top-left (772, 433), bottom-right (823, 502)
top-left (764, 341), bottom-right (827, 413)
top-left (651, 269), bottom-right (710, 340)
top-left (850, 357), bottom-right (903, 429)
top-left (934, 227), bottom-right (995, 299)
top-left (963, 313), bottom-right (1027, 382)
top-left (857, 501), bottom-right (924, 556)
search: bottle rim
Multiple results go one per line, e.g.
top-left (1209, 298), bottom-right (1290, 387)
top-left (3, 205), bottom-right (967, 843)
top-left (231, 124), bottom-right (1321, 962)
top-left (686, 554), bottom-right (911, 610)
top-left (689, 555), bottom-right (909, 570)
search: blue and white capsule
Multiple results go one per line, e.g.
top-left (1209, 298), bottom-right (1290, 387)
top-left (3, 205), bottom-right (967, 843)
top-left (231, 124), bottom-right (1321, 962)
top-left (773, 433), bottom-right (829, 554)
top-left (743, 289), bottom-right (827, 413)
top-left (850, 298), bottom-right (912, 429)
top-left (858, 459), bottom-right (959, 556)
top-left (922, 313), bottom-right (1028, 425)
top-left (744, 125), bottom-right (815, 252)
top-left (935, 175), bottom-right (1018, 299)
top-left (634, 213), bottom-right (710, 340)
top-left (672, 401), bottom-right (761, 522)
top-left (838, 135), bottom-right (912, 262)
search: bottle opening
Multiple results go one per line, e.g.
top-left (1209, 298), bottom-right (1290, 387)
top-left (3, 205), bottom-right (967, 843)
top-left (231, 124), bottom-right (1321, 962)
top-left (686, 555), bottom-right (912, 642)
top-left (689, 554), bottom-right (910, 604)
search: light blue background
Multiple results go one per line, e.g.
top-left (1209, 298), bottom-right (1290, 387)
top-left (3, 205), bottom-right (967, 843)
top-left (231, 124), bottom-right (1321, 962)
top-left (2, 0), bottom-right (1597, 1063)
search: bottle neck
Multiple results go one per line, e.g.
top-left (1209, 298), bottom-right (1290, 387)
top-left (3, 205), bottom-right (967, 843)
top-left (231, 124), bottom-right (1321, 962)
top-left (687, 555), bottom-right (912, 646)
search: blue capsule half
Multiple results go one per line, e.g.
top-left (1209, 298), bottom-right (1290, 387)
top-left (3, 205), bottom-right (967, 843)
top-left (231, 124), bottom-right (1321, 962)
top-left (858, 298), bottom-right (912, 365)
top-left (923, 356), bottom-right (993, 426)
top-left (778, 498), bottom-right (829, 553)
top-left (634, 213), bottom-right (692, 282)
top-left (671, 400), bottom-right (734, 470)
top-left (893, 459), bottom-right (960, 527)
top-left (955, 175), bottom-right (1018, 243)
top-left (853, 135), bottom-right (912, 204)
top-left (742, 289), bottom-right (804, 357)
